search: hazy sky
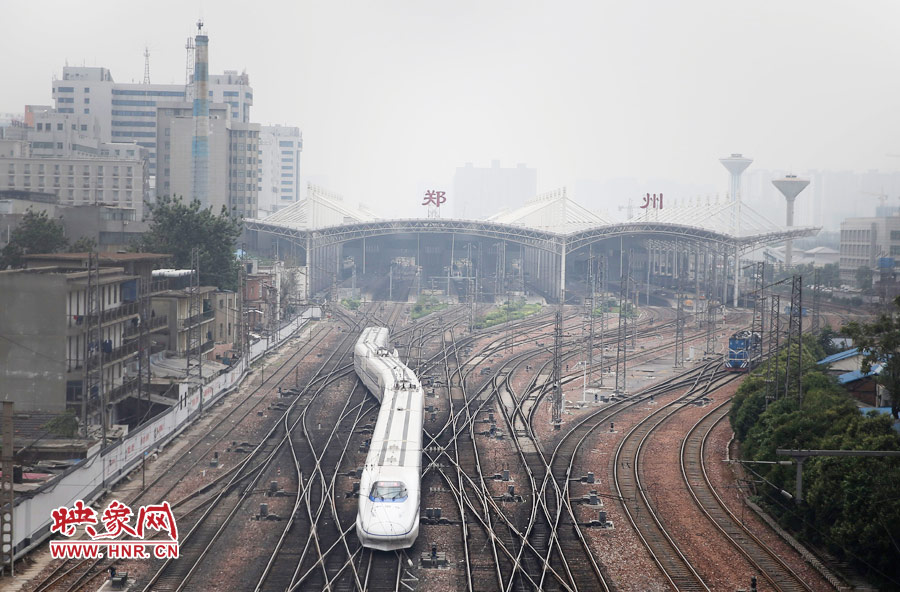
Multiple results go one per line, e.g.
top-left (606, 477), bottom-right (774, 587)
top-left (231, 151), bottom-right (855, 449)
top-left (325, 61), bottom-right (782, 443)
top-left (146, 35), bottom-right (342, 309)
top-left (3, 1), bottom-right (900, 219)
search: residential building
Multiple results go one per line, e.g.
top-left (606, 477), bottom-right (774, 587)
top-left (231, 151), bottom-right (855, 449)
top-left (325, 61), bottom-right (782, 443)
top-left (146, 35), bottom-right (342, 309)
top-left (453, 160), bottom-right (537, 220)
top-left (20, 253), bottom-right (172, 426)
top-left (0, 154), bottom-right (149, 218)
top-left (0, 265), bottom-right (139, 424)
top-left (151, 287), bottom-right (217, 357)
top-left (258, 125), bottom-right (302, 217)
top-left (839, 215), bottom-right (900, 282)
top-left (51, 65), bottom-right (253, 182)
top-left (210, 290), bottom-right (240, 364)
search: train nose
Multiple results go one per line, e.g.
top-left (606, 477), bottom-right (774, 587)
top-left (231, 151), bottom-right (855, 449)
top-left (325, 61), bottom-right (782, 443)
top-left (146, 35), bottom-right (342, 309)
top-left (366, 517), bottom-right (409, 537)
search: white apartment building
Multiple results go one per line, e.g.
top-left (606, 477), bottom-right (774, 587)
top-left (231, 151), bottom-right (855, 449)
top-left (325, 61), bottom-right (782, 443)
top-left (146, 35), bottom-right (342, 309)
top-left (258, 125), bottom-right (302, 217)
top-left (0, 155), bottom-right (148, 218)
top-left (52, 66), bottom-right (253, 182)
top-left (839, 215), bottom-right (900, 281)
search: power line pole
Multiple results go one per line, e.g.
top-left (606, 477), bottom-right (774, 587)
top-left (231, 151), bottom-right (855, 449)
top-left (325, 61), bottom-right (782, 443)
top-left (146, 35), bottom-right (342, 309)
top-left (784, 275), bottom-right (803, 406)
top-left (598, 253), bottom-right (606, 387)
top-left (552, 308), bottom-right (563, 429)
top-left (1, 401), bottom-right (14, 576)
top-left (705, 300), bottom-right (718, 356)
top-left (675, 289), bottom-right (685, 368)
top-left (812, 267), bottom-right (821, 334)
top-left (750, 261), bottom-right (766, 372)
top-left (614, 251), bottom-right (629, 396)
top-left (187, 248), bottom-right (202, 413)
top-left (765, 294), bottom-right (781, 403)
top-left (83, 252), bottom-right (104, 443)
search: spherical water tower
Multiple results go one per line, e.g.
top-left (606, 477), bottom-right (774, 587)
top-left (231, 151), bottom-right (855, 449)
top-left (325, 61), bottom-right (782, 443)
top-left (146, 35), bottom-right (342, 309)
top-left (772, 175), bottom-right (810, 267)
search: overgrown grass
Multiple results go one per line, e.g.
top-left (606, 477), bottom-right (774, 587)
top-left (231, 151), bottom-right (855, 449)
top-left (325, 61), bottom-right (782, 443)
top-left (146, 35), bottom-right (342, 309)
top-left (475, 300), bottom-right (542, 329)
top-left (340, 298), bottom-right (361, 311)
top-left (593, 298), bottom-right (637, 318)
top-left (410, 294), bottom-right (448, 320)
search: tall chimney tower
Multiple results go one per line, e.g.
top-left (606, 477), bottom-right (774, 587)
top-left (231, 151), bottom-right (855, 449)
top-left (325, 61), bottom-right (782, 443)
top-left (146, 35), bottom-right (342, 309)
top-left (191, 20), bottom-right (209, 207)
top-left (772, 175), bottom-right (809, 268)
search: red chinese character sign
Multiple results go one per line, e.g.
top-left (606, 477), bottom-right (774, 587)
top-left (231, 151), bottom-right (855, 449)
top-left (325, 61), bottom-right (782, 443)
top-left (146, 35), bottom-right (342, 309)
top-left (640, 193), bottom-right (663, 210)
top-left (49, 499), bottom-right (179, 560)
top-left (423, 189), bottom-right (446, 219)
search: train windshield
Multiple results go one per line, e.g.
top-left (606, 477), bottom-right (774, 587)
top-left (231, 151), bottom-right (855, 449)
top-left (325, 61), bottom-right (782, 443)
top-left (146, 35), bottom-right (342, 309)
top-left (369, 481), bottom-right (408, 502)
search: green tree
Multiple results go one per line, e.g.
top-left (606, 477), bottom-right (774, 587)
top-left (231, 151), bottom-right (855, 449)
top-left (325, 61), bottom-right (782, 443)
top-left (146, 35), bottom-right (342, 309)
top-left (136, 196), bottom-right (242, 290)
top-left (68, 236), bottom-right (98, 253)
top-left (820, 262), bottom-right (841, 288)
top-left (856, 266), bottom-right (874, 291)
top-left (844, 295), bottom-right (900, 419)
top-left (0, 209), bottom-right (68, 268)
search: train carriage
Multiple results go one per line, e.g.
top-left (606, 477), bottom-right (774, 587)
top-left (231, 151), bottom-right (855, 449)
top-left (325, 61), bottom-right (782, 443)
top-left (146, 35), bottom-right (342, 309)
top-left (353, 327), bottom-right (423, 550)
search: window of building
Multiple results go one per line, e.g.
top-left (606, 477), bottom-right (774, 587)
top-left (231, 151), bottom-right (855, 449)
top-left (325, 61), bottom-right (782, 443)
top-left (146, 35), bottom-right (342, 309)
top-left (80, 124), bottom-right (87, 131)
top-left (84, 87), bottom-right (90, 93)
top-left (57, 123), bottom-right (63, 131)
top-left (84, 108), bottom-right (90, 114)
top-left (84, 98), bottom-right (90, 104)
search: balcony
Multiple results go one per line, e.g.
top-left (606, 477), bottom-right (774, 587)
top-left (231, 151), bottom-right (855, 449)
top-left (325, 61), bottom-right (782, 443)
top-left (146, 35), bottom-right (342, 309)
top-left (184, 339), bottom-right (215, 358)
top-left (72, 301), bottom-right (140, 327)
top-left (123, 314), bottom-right (168, 338)
top-left (69, 340), bottom-right (139, 373)
top-left (181, 309), bottom-right (215, 329)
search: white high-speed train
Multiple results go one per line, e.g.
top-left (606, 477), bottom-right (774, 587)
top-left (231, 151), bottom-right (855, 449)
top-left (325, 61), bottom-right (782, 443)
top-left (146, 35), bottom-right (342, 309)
top-left (353, 327), bottom-right (423, 551)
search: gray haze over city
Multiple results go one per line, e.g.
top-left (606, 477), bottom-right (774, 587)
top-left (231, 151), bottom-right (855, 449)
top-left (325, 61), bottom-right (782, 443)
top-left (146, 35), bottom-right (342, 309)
top-left (3, 0), bottom-right (900, 229)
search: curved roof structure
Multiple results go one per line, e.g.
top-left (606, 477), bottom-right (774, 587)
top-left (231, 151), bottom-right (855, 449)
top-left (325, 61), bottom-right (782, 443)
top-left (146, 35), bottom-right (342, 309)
top-left (487, 187), bottom-right (615, 233)
top-left (246, 185), bottom-right (819, 254)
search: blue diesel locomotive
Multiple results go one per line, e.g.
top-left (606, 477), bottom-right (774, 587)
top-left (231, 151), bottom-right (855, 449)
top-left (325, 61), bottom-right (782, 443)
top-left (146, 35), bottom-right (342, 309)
top-left (725, 330), bottom-right (761, 372)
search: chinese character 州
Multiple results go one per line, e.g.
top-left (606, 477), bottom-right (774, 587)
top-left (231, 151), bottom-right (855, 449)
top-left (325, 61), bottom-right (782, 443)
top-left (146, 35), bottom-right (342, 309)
top-left (422, 190), bottom-right (447, 207)
top-left (639, 193), bottom-right (663, 210)
top-left (50, 500), bottom-right (98, 537)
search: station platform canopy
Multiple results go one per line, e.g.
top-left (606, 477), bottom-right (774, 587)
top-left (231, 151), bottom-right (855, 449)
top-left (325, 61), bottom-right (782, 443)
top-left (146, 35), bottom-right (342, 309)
top-left (247, 183), bottom-right (818, 252)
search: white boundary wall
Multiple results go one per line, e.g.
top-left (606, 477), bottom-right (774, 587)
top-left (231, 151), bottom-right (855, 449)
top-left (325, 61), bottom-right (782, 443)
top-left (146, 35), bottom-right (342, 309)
top-left (11, 307), bottom-right (321, 557)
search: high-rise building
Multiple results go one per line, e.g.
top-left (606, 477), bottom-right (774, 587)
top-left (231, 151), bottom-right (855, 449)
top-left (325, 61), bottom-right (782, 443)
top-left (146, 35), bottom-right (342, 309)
top-left (156, 102), bottom-right (259, 217)
top-left (453, 160), bottom-right (537, 220)
top-left (258, 125), bottom-right (302, 217)
top-left (51, 65), bottom-right (252, 185)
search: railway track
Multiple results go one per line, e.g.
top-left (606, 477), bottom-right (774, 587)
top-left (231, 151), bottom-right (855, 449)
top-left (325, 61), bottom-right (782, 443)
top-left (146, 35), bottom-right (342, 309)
top-left (612, 360), bottom-right (737, 592)
top-left (27, 299), bottom-right (762, 592)
top-left (681, 400), bottom-right (813, 592)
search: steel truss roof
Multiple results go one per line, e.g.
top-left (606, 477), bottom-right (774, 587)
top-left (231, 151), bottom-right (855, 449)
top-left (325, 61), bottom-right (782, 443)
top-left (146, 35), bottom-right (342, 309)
top-left (247, 217), bottom-right (818, 256)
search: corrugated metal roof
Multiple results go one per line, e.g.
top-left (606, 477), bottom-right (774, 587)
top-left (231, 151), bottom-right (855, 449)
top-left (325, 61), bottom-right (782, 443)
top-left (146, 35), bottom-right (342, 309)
top-left (837, 363), bottom-right (883, 384)
top-left (818, 348), bottom-right (862, 365)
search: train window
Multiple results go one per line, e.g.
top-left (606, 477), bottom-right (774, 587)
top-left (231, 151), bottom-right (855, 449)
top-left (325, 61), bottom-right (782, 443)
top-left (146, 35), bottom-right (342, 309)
top-left (369, 481), bottom-right (408, 502)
